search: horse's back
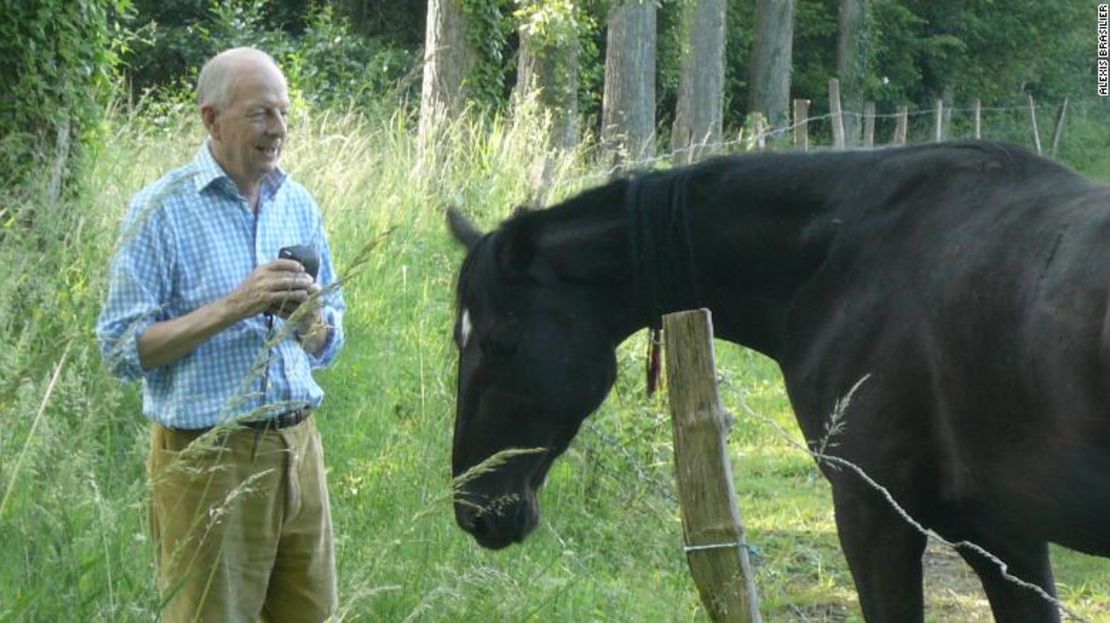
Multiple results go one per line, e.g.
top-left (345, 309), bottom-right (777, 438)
top-left (780, 145), bottom-right (1110, 553)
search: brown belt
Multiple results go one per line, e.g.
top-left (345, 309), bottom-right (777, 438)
top-left (241, 407), bottom-right (312, 431)
top-left (167, 408), bottom-right (313, 434)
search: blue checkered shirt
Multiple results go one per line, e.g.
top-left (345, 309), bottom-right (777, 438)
top-left (97, 143), bottom-right (346, 429)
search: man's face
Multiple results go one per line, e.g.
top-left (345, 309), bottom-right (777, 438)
top-left (206, 62), bottom-right (290, 192)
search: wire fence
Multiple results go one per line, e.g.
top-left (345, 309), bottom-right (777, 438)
top-left (575, 349), bottom-right (1094, 622)
top-left (549, 97), bottom-right (1096, 193)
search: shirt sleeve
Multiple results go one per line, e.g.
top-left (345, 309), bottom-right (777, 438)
top-left (303, 203), bottom-right (346, 370)
top-left (96, 195), bottom-right (175, 381)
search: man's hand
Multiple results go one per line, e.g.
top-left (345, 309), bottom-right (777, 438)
top-left (294, 282), bottom-right (331, 355)
top-left (136, 261), bottom-right (328, 371)
top-left (224, 259), bottom-right (313, 321)
top-left (271, 280), bottom-right (324, 321)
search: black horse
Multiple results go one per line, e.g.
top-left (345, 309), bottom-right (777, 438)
top-left (447, 141), bottom-right (1110, 622)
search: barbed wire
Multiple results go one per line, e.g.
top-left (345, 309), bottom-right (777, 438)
top-left (718, 370), bottom-right (1090, 622)
top-left (582, 419), bottom-right (679, 506)
top-left (576, 359), bottom-right (1093, 620)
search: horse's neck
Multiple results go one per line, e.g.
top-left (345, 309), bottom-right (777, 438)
top-left (548, 155), bottom-right (850, 357)
top-left (663, 156), bottom-right (847, 358)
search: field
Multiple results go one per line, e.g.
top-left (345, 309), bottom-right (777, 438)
top-left (2, 103), bottom-right (1110, 622)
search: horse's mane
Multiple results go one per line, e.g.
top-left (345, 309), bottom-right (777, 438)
top-left (499, 140), bottom-right (1063, 235)
top-left (462, 141), bottom-right (1075, 309)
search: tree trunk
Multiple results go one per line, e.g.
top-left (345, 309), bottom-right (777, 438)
top-left (601, 0), bottom-right (657, 169)
top-left (515, 10), bottom-right (580, 152)
top-left (671, 0), bottom-right (726, 165)
top-left (748, 0), bottom-right (795, 133)
top-left (418, 0), bottom-right (476, 149)
top-left (515, 4), bottom-right (582, 206)
top-left (836, 0), bottom-right (867, 147)
top-left (940, 84), bottom-right (954, 141)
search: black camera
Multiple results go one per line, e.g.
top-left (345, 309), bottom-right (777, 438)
top-left (278, 244), bottom-right (320, 280)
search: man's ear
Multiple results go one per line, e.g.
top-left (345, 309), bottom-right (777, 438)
top-left (200, 104), bottom-right (219, 136)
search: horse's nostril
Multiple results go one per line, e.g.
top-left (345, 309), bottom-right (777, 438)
top-left (471, 514), bottom-right (492, 538)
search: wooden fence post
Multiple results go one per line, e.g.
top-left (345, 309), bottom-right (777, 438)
top-left (1028, 93), bottom-right (1042, 154)
top-left (973, 98), bottom-right (982, 139)
top-left (829, 78), bottom-right (845, 149)
top-left (892, 106), bottom-right (908, 146)
top-left (933, 98), bottom-right (944, 142)
top-left (1050, 97), bottom-right (1069, 158)
top-left (793, 99), bottom-right (809, 151)
top-left (664, 309), bottom-right (761, 623)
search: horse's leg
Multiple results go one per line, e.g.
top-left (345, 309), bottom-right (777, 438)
top-left (954, 531), bottom-right (1060, 623)
top-left (832, 485), bottom-right (927, 623)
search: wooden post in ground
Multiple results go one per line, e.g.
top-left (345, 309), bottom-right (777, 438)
top-left (893, 106), bottom-right (908, 146)
top-left (1051, 97), bottom-right (1069, 158)
top-left (753, 115), bottom-right (767, 151)
top-left (829, 78), bottom-right (845, 149)
top-left (1028, 93), bottom-right (1042, 154)
top-left (862, 102), bottom-right (875, 148)
top-left (793, 99), bottom-right (809, 151)
top-left (664, 309), bottom-right (761, 623)
top-left (973, 99), bottom-right (982, 139)
top-left (933, 98), bottom-right (944, 142)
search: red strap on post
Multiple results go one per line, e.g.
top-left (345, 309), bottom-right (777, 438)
top-left (646, 328), bottom-right (662, 395)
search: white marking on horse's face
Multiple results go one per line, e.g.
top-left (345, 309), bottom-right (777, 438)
top-left (460, 308), bottom-right (473, 348)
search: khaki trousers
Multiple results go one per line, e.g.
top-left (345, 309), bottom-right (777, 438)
top-left (148, 417), bottom-right (336, 623)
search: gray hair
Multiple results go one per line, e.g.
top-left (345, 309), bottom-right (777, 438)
top-left (196, 47), bottom-right (281, 110)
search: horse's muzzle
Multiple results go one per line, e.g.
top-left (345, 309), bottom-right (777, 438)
top-left (454, 488), bottom-right (539, 549)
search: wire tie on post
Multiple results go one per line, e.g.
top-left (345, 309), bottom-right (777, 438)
top-left (683, 540), bottom-right (758, 555)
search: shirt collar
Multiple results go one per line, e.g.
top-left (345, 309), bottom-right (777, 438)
top-left (193, 139), bottom-right (289, 200)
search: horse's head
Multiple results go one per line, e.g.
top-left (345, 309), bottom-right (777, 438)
top-left (447, 207), bottom-right (625, 549)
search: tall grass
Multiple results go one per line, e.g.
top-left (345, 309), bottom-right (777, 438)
top-left (1, 100), bottom-right (1108, 622)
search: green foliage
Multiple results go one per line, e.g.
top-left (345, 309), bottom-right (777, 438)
top-left (0, 0), bottom-right (128, 192)
top-left (514, 0), bottom-right (596, 112)
top-left (460, 0), bottom-right (514, 108)
top-left (571, 0), bottom-right (610, 125)
top-left (330, 0), bottom-right (427, 45)
top-left (122, 0), bottom-right (415, 108)
top-left (727, 0), bottom-right (1092, 133)
top-left (97, 0), bottom-right (1100, 157)
top-left (282, 6), bottom-right (416, 108)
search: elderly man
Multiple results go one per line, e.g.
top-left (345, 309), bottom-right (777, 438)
top-left (97, 47), bottom-right (345, 622)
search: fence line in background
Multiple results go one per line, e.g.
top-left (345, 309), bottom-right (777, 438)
top-left (542, 97), bottom-right (1081, 197)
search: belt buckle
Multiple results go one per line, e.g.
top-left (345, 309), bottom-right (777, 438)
top-left (277, 407), bottom-right (308, 429)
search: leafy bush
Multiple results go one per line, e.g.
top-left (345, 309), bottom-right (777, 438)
top-left (0, 0), bottom-right (126, 194)
top-left (122, 1), bottom-right (415, 110)
top-left (282, 6), bottom-right (417, 108)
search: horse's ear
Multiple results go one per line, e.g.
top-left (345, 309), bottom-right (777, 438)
top-left (447, 209), bottom-right (483, 250)
top-left (494, 218), bottom-right (541, 280)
